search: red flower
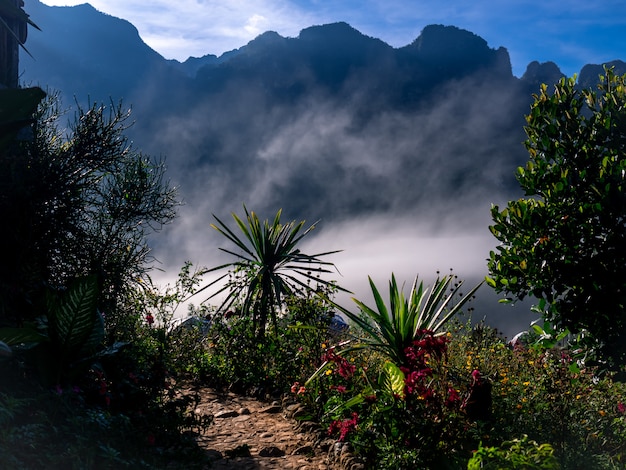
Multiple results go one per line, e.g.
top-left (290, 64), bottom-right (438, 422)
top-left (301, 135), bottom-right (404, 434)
top-left (328, 412), bottom-right (358, 441)
top-left (322, 349), bottom-right (356, 378)
top-left (146, 314), bottom-right (155, 325)
top-left (618, 402), bottom-right (626, 414)
top-left (445, 387), bottom-right (460, 408)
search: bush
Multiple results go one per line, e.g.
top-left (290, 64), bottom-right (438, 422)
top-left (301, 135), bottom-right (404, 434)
top-left (467, 435), bottom-right (560, 469)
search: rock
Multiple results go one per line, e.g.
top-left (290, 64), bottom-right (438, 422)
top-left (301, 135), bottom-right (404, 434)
top-left (260, 405), bottom-right (282, 414)
top-left (293, 444), bottom-right (314, 455)
top-left (224, 444), bottom-right (251, 458)
top-left (205, 449), bottom-right (223, 461)
top-left (259, 446), bottom-right (285, 457)
top-left (214, 409), bottom-right (239, 419)
top-left (238, 407), bottom-right (251, 415)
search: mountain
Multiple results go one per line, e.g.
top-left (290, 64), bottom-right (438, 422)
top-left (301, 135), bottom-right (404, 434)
top-left (18, 0), bottom-right (579, 229)
top-left (17, 1), bottom-right (625, 335)
top-left (22, 0), bottom-right (183, 101)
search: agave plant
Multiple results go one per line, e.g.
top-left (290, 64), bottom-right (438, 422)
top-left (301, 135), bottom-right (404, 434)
top-left (334, 273), bottom-right (482, 366)
top-left (202, 206), bottom-right (346, 337)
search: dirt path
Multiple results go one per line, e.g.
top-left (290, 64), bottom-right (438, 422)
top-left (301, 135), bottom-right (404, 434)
top-left (190, 388), bottom-right (339, 470)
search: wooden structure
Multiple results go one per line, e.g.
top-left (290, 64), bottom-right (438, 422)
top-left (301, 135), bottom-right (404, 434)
top-left (0, 0), bottom-right (30, 88)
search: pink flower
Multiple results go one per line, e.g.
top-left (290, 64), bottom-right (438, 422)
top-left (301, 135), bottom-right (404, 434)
top-left (618, 402), bottom-right (626, 414)
top-left (291, 382), bottom-right (300, 394)
top-left (297, 386), bottom-right (306, 395)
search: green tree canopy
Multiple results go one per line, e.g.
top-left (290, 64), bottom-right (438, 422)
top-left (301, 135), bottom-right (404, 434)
top-left (0, 94), bottom-right (178, 337)
top-left (487, 68), bottom-right (626, 367)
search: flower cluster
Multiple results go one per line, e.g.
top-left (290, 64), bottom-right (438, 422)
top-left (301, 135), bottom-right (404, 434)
top-left (322, 348), bottom-right (356, 379)
top-left (328, 412), bottom-right (358, 442)
top-left (401, 330), bottom-right (451, 402)
top-left (291, 382), bottom-right (306, 395)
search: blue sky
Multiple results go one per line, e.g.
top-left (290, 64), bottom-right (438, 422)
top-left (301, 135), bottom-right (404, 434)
top-left (39, 0), bottom-right (625, 77)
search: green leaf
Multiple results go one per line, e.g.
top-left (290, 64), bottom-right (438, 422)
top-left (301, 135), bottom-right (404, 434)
top-left (47, 275), bottom-right (100, 357)
top-left (0, 327), bottom-right (48, 346)
top-left (381, 361), bottom-right (405, 398)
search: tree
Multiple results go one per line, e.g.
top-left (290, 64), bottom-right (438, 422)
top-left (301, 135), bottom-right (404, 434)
top-left (487, 68), bottom-right (626, 367)
top-left (0, 94), bottom-right (178, 337)
top-left (204, 206), bottom-right (345, 338)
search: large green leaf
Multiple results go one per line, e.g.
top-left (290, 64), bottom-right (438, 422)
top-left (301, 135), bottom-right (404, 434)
top-left (381, 361), bottom-right (405, 398)
top-left (0, 326), bottom-right (47, 346)
top-left (46, 275), bottom-right (101, 357)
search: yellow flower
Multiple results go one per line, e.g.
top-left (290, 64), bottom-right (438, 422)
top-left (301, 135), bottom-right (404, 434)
top-left (523, 381), bottom-right (530, 386)
top-left (599, 410), bottom-right (606, 416)
top-left (325, 369), bottom-right (332, 376)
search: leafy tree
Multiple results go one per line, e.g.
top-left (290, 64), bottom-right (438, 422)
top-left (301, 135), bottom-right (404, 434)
top-left (204, 206), bottom-right (345, 338)
top-left (487, 68), bottom-right (626, 367)
top-left (0, 94), bottom-right (178, 337)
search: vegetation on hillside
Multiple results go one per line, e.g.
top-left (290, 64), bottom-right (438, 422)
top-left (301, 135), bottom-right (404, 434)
top-left (2, 5), bottom-right (626, 466)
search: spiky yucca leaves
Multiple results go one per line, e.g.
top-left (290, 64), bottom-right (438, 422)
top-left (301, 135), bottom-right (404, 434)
top-left (335, 274), bottom-right (481, 367)
top-left (204, 206), bottom-right (346, 337)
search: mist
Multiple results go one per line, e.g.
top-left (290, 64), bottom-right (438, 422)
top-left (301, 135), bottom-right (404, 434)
top-left (143, 74), bottom-right (537, 338)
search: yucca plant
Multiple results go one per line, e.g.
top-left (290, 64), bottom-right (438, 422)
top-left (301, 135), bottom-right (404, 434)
top-left (334, 273), bottom-right (481, 366)
top-left (202, 205), bottom-right (346, 338)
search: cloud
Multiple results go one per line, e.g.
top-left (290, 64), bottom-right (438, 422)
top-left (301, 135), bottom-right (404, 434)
top-left (138, 70), bottom-right (535, 336)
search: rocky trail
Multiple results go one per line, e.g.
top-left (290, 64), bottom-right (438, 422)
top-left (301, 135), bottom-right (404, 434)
top-left (186, 387), bottom-right (363, 470)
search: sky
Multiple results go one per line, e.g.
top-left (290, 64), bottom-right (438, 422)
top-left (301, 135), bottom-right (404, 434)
top-left (38, 0), bottom-right (626, 78)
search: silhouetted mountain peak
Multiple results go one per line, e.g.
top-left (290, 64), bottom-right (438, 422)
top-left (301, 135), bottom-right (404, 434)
top-left (578, 60), bottom-right (626, 88)
top-left (397, 24), bottom-right (512, 80)
top-left (521, 61), bottom-right (564, 87)
top-left (412, 25), bottom-right (488, 55)
top-left (300, 22), bottom-right (371, 42)
top-left (243, 31), bottom-right (288, 54)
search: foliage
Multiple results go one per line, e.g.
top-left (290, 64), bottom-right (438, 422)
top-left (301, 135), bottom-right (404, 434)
top-left (467, 435), bottom-right (560, 470)
top-left (296, 319), bottom-right (626, 469)
top-left (189, 286), bottom-right (342, 395)
top-left (300, 326), bottom-right (477, 469)
top-left (0, 263), bottom-right (213, 469)
top-left (448, 322), bottom-right (626, 469)
top-left (0, 93), bottom-right (178, 338)
top-left (487, 68), bottom-right (626, 367)
top-left (0, 275), bottom-right (106, 385)
top-left (329, 272), bottom-right (481, 366)
top-left (203, 205), bottom-right (345, 337)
